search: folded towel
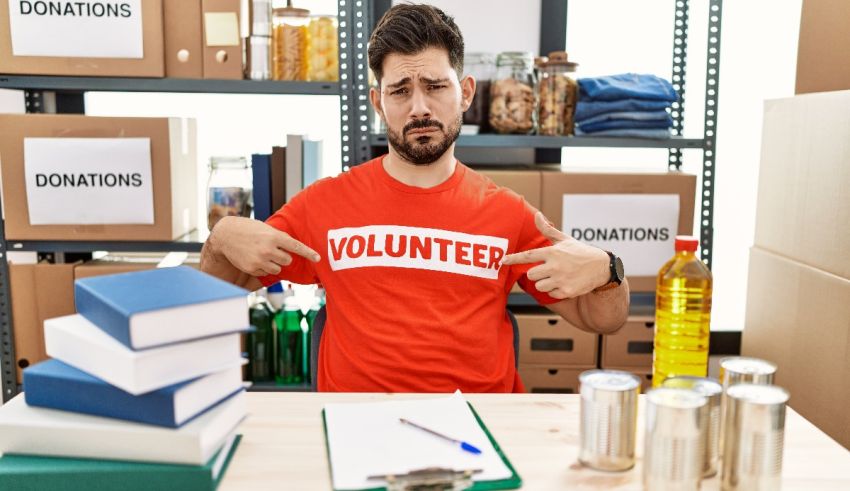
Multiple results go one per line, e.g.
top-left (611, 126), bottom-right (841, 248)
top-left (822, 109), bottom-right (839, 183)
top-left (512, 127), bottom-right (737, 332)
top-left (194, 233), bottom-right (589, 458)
top-left (574, 127), bottom-right (673, 139)
top-left (577, 110), bottom-right (672, 127)
top-left (578, 117), bottom-right (673, 133)
top-left (575, 99), bottom-right (672, 122)
top-left (578, 73), bottom-right (678, 102)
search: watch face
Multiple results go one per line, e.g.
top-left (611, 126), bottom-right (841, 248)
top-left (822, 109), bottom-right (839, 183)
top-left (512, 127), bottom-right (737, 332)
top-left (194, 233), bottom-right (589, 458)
top-left (614, 256), bottom-right (625, 282)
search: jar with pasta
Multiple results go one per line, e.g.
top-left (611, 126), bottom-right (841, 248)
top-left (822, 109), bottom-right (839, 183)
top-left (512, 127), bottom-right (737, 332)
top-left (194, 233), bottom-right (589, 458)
top-left (490, 52), bottom-right (537, 134)
top-left (272, 2), bottom-right (309, 81)
top-left (537, 51), bottom-right (578, 136)
top-left (306, 14), bottom-right (338, 81)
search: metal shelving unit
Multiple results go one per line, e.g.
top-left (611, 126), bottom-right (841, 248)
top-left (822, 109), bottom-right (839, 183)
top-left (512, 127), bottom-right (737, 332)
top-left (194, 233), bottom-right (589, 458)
top-left (0, 0), bottom-right (730, 402)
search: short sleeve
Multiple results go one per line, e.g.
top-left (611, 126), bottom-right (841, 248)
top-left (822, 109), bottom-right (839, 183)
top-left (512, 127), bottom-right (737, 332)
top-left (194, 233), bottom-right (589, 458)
top-left (258, 188), bottom-right (320, 287)
top-left (511, 201), bottom-right (561, 306)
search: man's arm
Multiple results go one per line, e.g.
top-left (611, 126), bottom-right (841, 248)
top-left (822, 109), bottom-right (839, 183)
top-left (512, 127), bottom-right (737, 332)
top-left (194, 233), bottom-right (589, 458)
top-left (200, 216), bottom-right (321, 290)
top-left (501, 212), bottom-right (629, 335)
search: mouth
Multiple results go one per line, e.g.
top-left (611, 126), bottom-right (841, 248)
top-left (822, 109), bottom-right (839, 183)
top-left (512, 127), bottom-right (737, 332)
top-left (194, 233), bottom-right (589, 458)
top-left (406, 127), bottom-right (440, 136)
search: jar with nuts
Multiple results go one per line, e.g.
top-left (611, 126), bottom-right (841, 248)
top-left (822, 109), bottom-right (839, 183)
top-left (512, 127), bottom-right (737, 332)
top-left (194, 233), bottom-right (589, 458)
top-left (489, 51), bottom-right (537, 134)
top-left (538, 51), bottom-right (578, 136)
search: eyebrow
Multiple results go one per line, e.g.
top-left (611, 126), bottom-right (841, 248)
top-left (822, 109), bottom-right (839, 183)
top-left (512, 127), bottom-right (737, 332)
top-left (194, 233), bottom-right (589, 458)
top-left (386, 77), bottom-right (412, 89)
top-left (421, 77), bottom-right (449, 85)
top-left (385, 77), bottom-right (450, 89)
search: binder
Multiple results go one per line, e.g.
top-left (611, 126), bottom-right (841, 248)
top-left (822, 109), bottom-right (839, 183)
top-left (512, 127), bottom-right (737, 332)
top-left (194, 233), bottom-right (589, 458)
top-left (164, 0), bottom-right (204, 78)
top-left (201, 0), bottom-right (243, 80)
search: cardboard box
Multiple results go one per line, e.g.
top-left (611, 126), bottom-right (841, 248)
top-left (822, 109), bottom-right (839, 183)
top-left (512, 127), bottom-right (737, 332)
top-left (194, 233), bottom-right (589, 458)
top-left (0, 0), bottom-right (164, 77)
top-left (754, 91), bottom-right (850, 279)
top-left (0, 114), bottom-right (197, 241)
top-left (9, 263), bottom-right (76, 383)
top-left (474, 168), bottom-right (542, 210)
top-left (518, 365), bottom-right (583, 394)
top-left (601, 316), bottom-right (655, 368)
top-left (202, 0), bottom-right (243, 80)
top-left (742, 247), bottom-right (850, 449)
top-left (164, 0), bottom-right (204, 78)
top-left (541, 171), bottom-right (696, 291)
top-left (796, 0), bottom-right (850, 94)
top-left (516, 314), bottom-right (598, 367)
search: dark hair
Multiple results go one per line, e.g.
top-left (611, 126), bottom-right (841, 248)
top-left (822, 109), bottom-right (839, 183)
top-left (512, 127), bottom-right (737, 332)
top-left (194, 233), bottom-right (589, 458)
top-left (368, 4), bottom-right (464, 85)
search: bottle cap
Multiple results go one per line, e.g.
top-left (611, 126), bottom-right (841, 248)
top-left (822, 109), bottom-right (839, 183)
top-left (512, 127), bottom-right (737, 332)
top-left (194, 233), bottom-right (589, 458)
top-left (267, 282), bottom-right (284, 293)
top-left (675, 235), bottom-right (699, 252)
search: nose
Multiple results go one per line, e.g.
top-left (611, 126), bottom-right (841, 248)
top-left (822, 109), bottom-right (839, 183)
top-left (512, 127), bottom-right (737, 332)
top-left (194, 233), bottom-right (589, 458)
top-left (408, 87), bottom-right (432, 121)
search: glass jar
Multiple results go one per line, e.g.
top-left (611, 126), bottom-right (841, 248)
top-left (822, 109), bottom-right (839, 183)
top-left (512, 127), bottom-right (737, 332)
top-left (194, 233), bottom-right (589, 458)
top-left (538, 51), bottom-right (578, 136)
top-left (207, 156), bottom-right (253, 231)
top-left (463, 52), bottom-right (496, 133)
top-left (306, 14), bottom-right (338, 81)
top-left (272, 2), bottom-right (309, 81)
top-left (490, 51), bottom-right (537, 134)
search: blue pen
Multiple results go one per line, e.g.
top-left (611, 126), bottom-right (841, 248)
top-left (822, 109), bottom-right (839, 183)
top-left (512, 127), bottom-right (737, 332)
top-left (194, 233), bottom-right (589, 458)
top-left (399, 418), bottom-right (482, 455)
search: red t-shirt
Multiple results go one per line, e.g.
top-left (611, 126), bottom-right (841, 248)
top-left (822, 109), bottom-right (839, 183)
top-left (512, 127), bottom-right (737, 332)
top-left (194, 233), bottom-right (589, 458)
top-left (261, 156), bottom-right (558, 392)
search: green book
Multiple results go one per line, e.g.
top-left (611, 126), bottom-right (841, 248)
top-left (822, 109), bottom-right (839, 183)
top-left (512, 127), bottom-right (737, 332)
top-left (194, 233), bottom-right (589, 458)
top-left (0, 434), bottom-right (241, 491)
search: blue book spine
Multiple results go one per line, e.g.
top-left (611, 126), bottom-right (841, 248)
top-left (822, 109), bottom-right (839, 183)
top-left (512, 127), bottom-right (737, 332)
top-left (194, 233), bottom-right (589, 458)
top-left (302, 139), bottom-right (322, 189)
top-left (251, 153), bottom-right (272, 222)
top-left (74, 282), bottom-right (133, 349)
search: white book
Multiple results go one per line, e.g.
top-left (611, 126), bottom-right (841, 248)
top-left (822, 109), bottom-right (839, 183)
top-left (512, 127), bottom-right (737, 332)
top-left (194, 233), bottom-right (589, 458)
top-left (44, 314), bottom-right (243, 395)
top-left (0, 391), bottom-right (247, 465)
top-left (285, 134), bottom-right (303, 202)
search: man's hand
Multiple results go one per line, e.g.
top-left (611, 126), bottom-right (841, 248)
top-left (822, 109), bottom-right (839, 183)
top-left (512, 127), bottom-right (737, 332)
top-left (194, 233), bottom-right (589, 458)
top-left (501, 212), bottom-right (611, 299)
top-left (210, 216), bottom-right (321, 277)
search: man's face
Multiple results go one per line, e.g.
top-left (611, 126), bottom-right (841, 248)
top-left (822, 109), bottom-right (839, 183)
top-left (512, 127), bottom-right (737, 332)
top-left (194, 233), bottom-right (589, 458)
top-left (371, 47), bottom-right (474, 165)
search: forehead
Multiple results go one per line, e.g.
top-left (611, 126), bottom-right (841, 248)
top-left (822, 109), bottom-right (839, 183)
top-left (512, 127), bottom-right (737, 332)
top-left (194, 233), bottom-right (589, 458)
top-left (380, 46), bottom-right (457, 85)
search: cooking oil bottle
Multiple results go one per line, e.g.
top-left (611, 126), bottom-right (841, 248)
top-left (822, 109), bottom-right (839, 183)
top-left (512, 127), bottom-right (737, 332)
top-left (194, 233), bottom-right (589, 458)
top-left (652, 236), bottom-right (712, 387)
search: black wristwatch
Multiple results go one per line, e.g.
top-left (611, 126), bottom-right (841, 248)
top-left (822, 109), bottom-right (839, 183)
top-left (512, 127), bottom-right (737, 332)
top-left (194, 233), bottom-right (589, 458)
top-left (595, 251), bottom-right (624, 292)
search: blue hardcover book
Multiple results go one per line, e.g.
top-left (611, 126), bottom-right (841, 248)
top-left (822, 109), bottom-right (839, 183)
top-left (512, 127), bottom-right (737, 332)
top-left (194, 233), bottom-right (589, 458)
top-left (74, 266), bottom-right (248, 350)
top-left (23, 359), bottom-right (246, 428)
top-left (302, 137), bottom-right (323, 189)
top-left (251, 153), bottom-right (272, 222)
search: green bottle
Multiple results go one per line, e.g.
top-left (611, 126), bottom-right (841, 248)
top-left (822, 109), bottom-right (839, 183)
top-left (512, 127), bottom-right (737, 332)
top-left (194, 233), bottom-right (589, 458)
top-left (247, 290), bottom-right (275, 382)
top-left (277, 285), bottom-right (304, 385)
top-left (303, 287), bottom-right (325, 383)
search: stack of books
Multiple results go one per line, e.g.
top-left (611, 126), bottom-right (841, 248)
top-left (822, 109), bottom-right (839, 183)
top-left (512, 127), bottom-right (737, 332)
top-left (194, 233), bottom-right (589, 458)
top-left (0, 266), bottom-right (250, 490)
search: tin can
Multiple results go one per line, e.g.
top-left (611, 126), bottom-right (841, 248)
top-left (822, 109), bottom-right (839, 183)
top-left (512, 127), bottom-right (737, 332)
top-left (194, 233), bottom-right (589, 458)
top-left (721, 384), bottom-right (789, 491)
top-left (643, 387), bottom-right (707, 491)
top-left (719, 357), bottom-right (777, 387)
top-left (578, 369), bottom-right (641, 471)
top-left (246, 35), bottom-right (272, 81)
top-left (662, 376), bottom-right (723, 477)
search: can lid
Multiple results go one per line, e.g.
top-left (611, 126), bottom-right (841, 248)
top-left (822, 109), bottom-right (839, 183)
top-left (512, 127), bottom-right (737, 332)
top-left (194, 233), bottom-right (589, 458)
top-left (579, 369), bottom-right (641, 391)
top-left (646, 387), bottom-right (707, 409)
top-left (675, 235), bottom-right (699, 252)
top-left (726, 383), bottom-right (789, 405)
top-left (661, 376), bottom-right (723, 397)
top-left (720, 357), bottom-right (777, 376)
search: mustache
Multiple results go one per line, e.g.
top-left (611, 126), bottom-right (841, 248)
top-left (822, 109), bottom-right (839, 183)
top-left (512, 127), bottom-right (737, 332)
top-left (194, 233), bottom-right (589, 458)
top-left (403, 119), bottom-right (444, 135)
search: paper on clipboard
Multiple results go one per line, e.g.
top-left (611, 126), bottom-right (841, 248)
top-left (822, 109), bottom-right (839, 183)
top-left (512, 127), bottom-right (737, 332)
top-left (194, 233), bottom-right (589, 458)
top-left (323, 391), bottom-right (513, 490)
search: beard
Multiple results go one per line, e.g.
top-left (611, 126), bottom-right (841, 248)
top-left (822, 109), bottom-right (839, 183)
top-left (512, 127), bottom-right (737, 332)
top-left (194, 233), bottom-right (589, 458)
top-left (386, 113), bottom-right (462, 166)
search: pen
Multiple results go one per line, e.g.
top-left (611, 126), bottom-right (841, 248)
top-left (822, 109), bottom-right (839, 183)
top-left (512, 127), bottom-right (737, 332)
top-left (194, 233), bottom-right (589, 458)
top-left (399, 418), bottom-right (482, 455)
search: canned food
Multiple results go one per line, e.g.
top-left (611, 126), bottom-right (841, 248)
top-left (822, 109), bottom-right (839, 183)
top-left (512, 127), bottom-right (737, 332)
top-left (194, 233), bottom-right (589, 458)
top-left (721, 384), bottom-right (789, 491)
top-left (662, 376), bottom-right (723, 477)
top-left (578, 369), bottom-right (641, 471)
top-left (644, 387), bottom-right (707, 491)
top-left (719, 357), bottom-right (777, 387)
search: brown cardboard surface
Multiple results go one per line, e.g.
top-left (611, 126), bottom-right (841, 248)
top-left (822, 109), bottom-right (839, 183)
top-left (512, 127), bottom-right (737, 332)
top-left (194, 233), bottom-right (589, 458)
top-left (742, 247), bottom-right (850, 449)
top-left (474, 169), bottom-right (542, 210)
top-left (518, 365), bottom-right (583, 394)
top-left (202, 0), bottom-right (243, 80)
top-left (754, 91), bottom-right (850, 278)
top-left (796, 0), bottom-right (850, 94)
top-left (541, 171), bottom-right (696, 291)
top-left (0, 0), bottom-right (164, 77)
top-left (9, 263), bottom-right (76, 383)
top-left (0, 114), bottom-right (197, 241)
top-left (74, 253), bottom-right (200, 279)
top-left (164, 0), bottom-right (204, 78)
top-left (601, 315), bottom-right (655, 368)
top-left (516, 314), bottom-right (598, 367)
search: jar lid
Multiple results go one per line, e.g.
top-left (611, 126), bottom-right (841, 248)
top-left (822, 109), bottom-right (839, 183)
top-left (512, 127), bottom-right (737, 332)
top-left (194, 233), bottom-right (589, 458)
top-left (543, 51), bottom-right (578, 70)
top-left (496, 51), bottom-right (534, 66)
top-left (274, 0), bottom-right (309, 17)
top-left (464, 52), bottom-right (496, 64)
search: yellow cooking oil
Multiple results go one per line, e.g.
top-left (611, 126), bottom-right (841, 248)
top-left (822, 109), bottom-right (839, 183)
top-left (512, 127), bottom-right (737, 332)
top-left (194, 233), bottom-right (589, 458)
top-left (652, 236), bottom-right (712, 387)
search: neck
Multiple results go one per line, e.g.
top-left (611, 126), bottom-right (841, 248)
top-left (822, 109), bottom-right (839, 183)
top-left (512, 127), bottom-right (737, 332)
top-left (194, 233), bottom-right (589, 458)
top-left (383, 145), bottom-right (457, 188)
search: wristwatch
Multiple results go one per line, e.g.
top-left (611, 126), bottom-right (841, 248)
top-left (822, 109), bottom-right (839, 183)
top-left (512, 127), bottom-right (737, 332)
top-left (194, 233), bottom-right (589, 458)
top-left (594, 251), bottom-right (624, 293)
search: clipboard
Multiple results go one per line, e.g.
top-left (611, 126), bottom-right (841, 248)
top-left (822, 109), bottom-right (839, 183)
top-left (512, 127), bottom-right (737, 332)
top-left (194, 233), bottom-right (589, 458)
top-left (321, 401), bottom-right (522, 491)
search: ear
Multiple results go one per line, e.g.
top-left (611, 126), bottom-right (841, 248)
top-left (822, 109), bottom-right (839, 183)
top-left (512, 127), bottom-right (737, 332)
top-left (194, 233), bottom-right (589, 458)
top-left (369, 86), bottom-right (386, 122)
top-left (460, 75), bottom-right (476, 112)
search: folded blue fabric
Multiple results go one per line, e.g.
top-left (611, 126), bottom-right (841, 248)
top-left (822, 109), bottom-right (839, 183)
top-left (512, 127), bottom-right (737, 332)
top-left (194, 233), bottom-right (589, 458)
top-left (578, 73), bottom-right (678, 102)
top-left (575, 127), bottom-right (672, 139)
top-left (577, 110), bottom-right (672, 127)
top-left (578, 117), bottom-right (673, 133)
top-left (575, 99), bottom-right (672, 121)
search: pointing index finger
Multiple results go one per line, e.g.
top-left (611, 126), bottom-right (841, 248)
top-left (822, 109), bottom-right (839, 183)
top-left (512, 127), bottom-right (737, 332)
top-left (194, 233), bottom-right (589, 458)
top-left (275, 232), bottom-right (321, 262)
top-left (500, 246), bottom-right (550, 266)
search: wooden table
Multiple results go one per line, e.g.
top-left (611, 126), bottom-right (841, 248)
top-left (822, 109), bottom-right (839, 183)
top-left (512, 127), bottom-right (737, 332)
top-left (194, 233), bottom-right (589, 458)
top-left (219, 393), bottom-right (850, 490)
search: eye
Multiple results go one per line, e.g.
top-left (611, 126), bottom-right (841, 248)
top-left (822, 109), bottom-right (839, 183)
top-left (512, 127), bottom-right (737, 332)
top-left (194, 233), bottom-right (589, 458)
top-left (391, 88), bottom-right (409, 96)
top-left (428, 84), bottom-right (446, 91)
